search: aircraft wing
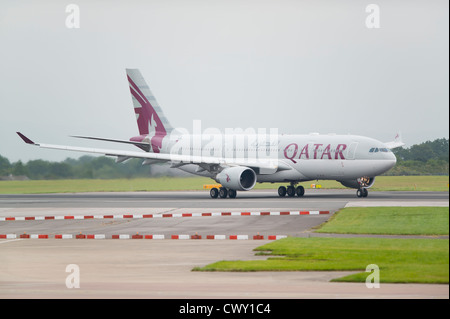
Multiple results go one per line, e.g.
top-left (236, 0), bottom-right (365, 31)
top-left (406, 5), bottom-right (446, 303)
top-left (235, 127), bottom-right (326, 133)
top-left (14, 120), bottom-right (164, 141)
top-left (16, 132), bottom-right (290, 173)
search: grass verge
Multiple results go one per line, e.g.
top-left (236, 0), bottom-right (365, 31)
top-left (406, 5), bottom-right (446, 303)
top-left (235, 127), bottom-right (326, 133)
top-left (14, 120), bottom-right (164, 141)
top-left (194, 237), bottom-right (449, 284)
top-left (316, 207), bottom-right (449, 236)
top-left (0, 177), bottom-right (212, 194)
top-left (194, 207), bottom-right (449, 284)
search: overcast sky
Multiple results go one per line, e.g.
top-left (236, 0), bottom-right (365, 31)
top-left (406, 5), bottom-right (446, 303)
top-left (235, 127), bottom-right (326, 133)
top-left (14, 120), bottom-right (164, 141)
top-left (0, 0), bottom-right (448, 163)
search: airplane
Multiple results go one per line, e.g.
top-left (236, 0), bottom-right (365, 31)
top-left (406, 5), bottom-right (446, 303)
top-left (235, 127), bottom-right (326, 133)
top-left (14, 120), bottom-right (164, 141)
top-left (17, 69), bottom-right (404, 199)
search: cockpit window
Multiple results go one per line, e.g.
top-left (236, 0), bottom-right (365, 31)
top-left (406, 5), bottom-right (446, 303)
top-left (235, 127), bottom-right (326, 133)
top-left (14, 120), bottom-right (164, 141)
top-left (370, 147), bottom-right (391, 153)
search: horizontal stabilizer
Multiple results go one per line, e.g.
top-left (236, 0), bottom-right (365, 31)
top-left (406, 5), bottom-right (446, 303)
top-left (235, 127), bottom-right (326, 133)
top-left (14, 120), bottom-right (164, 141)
top-left (71, 135), bottom-right (150, 152)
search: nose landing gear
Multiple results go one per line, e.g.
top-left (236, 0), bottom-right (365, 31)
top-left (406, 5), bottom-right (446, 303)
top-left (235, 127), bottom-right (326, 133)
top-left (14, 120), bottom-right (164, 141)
top-left (357, 188), bottom-right (368, 198)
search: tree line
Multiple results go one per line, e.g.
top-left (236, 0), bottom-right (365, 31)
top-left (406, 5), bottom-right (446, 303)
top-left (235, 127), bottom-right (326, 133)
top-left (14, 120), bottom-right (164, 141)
top-left (388, 138), bottom-right (448, 176)
top-left (0, 138), bottom-right (448, 179)
top-left (0, 155), bottom-right (186, 180)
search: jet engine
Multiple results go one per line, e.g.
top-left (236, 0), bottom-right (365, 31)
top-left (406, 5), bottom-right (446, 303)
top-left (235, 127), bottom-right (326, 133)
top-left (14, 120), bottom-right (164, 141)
top-left (338, 176), bottom-right (376, 189)
top-left (216, 166), bottom-right (257, 191)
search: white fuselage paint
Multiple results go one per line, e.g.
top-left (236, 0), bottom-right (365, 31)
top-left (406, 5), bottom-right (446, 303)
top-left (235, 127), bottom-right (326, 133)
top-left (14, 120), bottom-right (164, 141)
top-left (155, 133), bottom-right (397, 184)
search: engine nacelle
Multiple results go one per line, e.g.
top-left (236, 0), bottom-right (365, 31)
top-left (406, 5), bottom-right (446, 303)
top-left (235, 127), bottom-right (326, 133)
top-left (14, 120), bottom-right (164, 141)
top-left (338, 176), bottom-right (376, 189)
top-left (216, 166), bottom-right (257, 191)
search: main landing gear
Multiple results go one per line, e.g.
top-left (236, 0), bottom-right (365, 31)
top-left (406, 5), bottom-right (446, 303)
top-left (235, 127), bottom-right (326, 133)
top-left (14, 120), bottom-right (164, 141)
top-left (210, 187), bottom-right (237, 199)
top-left (278, 184), bottom-right (305, 198)
top-left (356, 188), bottom-right (368, 198)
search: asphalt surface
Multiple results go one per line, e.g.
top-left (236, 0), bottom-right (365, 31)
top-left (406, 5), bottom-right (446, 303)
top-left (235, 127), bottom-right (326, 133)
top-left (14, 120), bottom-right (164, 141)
top-left (1, 189), bottom-right (447, 237)
top-left (0, 189), bottom-right (448, 299)
top-left (1, 189), bottom-right (447, 209)
top-left (2, 240), bottom-right (448, 299)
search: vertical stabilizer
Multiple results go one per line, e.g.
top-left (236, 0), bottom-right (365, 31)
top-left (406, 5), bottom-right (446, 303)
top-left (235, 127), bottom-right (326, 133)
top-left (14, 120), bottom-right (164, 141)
top-left (385, 131), bottom-right (405, 149)
top-left (126, 69), bottom-right (173, 152)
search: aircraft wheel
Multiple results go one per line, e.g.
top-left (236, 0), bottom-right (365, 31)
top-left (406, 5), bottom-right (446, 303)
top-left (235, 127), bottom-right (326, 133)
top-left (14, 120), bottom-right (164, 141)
top-left (228, 189), bottom-right (237, 198)
top-left (296, 186), bottom-right (305, 197)
top-left (287, 186), bottom-right (296, 197)
top-left (278, 186), bottom-right (287, 197)
top-left (219, 187), bottom-right (228, 199)
top-left (210, 187), bottom-right (219, 199)
top-left (362, 188), bottom-right (368, 198)
top-left (357, 189), bottom-right (363, 198)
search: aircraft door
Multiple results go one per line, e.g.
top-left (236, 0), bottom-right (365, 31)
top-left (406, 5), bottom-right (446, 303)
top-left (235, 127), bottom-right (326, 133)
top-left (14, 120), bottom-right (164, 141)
top-left (346, 142), bottom-right (359, 160)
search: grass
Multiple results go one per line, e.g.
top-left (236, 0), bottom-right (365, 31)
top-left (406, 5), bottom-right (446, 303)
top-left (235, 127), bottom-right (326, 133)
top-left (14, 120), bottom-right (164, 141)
top-left (0, 177), bottom-right (212, 194)
top-left (0, 175), bottom-right (448, 194)
top-left (194, 237), bottom-right (449, 284)
top-left (316, 207), bottom-right (449, 236)
top-left (194, 207), bottom-right (449, 284)
top-left (370, 175), bottom-right (449, 192)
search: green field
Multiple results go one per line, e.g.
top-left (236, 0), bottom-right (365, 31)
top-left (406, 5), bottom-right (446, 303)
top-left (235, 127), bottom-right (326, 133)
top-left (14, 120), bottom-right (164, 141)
top-left (0, 175), bottom-right (448, 194)
top-left (370, 175), bottom-right (449, 192)
top-left (316, 207), bottom-right (449, 235)
top-left (0, 177), bottom-right (212, 194)
top-left (194, 206), bottom-right (449, 284)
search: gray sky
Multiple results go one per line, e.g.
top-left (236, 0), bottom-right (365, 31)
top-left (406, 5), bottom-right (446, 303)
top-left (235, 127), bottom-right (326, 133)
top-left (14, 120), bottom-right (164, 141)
top-left (1, 0), bottom-right (448, 163)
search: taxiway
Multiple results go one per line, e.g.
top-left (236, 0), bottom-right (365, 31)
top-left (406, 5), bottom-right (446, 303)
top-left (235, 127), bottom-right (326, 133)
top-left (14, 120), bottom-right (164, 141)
top-left (0, 189), bottom-right (448, 299)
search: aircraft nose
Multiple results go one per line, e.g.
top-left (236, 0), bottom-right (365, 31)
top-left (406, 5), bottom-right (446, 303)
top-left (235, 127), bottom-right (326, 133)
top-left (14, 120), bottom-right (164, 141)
top-left (387, 152), bottom-right (397, 169)
top-left (391, 151), bottom-right (397, 162)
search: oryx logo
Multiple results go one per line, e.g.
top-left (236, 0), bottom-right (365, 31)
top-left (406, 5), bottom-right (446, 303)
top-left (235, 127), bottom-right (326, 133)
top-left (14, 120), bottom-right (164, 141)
top-left (127, 75), bottom-right (167, 153)
top-left (226, 174), bottom-right (230, 182)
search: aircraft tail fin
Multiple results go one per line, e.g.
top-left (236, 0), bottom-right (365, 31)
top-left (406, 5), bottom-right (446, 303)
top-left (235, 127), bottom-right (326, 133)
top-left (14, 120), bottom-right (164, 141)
top-left (385, 131), bottom-right (405, 149)
top-left (126, 69), bottom-right (174, 137)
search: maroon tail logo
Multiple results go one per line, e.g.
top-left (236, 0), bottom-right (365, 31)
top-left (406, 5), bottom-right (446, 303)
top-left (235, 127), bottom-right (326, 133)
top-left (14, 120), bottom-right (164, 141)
top-left (127, 76), bottom-right (167, 153)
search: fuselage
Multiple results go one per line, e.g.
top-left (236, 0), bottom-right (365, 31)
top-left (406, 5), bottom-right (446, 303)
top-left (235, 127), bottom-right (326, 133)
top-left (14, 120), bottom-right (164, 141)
top-left (139, 132), bottom-right (396, 183)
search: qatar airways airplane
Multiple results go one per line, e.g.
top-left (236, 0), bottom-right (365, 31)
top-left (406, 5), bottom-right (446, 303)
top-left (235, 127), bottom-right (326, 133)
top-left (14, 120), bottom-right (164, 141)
top-left (17, 69), bottom-right (404, 199)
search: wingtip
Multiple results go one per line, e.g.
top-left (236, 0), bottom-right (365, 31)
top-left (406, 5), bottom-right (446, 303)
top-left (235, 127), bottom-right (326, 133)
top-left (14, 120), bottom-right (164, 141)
top-left (16, 132), bottom-right (35, 145)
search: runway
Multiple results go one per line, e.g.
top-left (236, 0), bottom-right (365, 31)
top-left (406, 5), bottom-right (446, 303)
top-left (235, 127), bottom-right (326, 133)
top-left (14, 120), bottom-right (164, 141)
top-left (1, 189), bottom-right (447, 210)
top-left (0, 189), bottom-right (448, 299)
top-left (1, 189), bottom-right (446, 238)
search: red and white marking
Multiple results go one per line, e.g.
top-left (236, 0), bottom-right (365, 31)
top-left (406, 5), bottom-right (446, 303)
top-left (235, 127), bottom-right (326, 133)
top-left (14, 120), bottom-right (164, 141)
top-left (0, 211), bottom-right (329, 222)
top-left (1, 233), bottom-right (288, 240)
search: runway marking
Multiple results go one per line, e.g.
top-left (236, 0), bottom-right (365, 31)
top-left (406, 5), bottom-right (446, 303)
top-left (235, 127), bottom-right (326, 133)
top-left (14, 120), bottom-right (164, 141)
top-left (1, 234), bottom-right (288, 240)
top-left (0, 234), bottom-right (49, 239)
top-left (0, 238), bottom-right (23, 244)
top-left (0, 234), bottom-right (19, 239)
top-left (0, 211), bottom-right (330, 222)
